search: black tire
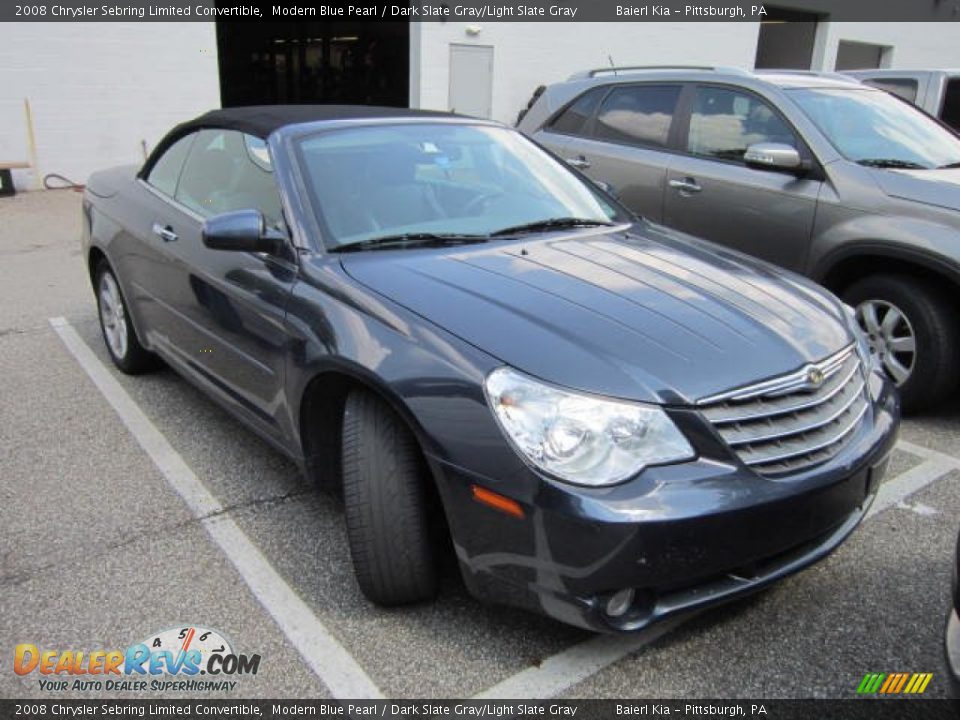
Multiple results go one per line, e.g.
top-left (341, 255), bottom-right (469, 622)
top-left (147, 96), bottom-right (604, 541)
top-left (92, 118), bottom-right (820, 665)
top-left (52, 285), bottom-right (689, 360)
top-left (94, 260), bottom-right (160, 374)
top-left (341, 390), bottom-right (438, 605)
top-left (843, 274), bottom-right (959, 412)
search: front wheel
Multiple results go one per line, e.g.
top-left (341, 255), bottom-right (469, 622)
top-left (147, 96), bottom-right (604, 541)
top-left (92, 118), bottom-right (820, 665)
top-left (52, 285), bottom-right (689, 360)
top-left (95, 261), bottom-right (159, 374)
top-left (843, 274), bottom-right (959, 412)
top-left (341, 390), bottom-right (438, 605)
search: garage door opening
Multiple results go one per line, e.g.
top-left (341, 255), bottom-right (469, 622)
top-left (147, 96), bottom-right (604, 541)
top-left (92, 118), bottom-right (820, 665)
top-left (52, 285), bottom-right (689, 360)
top-left (754, 7), bottom-right (821, 70)
top-left (834, 41), bottom-right (891, 71)
top-left (216, 21), bottom-right (409, 108)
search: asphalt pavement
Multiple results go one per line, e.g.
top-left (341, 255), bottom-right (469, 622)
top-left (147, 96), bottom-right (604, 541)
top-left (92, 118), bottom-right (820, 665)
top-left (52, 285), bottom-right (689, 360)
top-left (0, 190), bottom-right (957, 702)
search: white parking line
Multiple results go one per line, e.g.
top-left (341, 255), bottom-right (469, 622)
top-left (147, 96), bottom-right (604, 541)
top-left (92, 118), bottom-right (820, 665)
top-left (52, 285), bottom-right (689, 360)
top-left (866, 457), bottom-right (954, 519)
top-left (474, 620), bottom-right (686, 700)
top-left (477, 441), bottom-right (955, 700)
top-left (49, 317), bottom-right (383, 700)
top-left (897, 438), bottom-right (960, 468)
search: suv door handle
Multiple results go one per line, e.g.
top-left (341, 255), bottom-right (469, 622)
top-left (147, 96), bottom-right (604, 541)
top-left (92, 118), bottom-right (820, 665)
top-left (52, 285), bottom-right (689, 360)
top-left (669, 178), bottom-right (702, 194)
top-left (152, 223), bottom-right (178, 242)
top-left (566, 156), bottom-right (591, 170)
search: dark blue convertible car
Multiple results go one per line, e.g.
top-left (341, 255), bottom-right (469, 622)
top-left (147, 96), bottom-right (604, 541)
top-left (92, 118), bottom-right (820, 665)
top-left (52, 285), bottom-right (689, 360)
top-left (82, 106), bottom-right (899, 632)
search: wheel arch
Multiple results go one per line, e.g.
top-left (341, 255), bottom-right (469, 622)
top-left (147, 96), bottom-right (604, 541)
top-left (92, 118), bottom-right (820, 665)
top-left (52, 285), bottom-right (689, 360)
top-left (814, 244), bottom-right (960, 297)
top-left (87, 245), bottom-right (108, 286)
top-left (296, 360), bottom-right (441, 493)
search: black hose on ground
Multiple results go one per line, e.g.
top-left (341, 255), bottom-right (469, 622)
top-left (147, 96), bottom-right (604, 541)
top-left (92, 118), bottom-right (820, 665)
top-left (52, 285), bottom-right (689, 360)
top-left (43, 173), bottom-right (85, 190)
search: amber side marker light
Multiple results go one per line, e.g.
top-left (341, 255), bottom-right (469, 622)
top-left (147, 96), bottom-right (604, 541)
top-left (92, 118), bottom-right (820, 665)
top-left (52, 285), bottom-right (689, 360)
top-left (471, 485), bottom-right (525, 519)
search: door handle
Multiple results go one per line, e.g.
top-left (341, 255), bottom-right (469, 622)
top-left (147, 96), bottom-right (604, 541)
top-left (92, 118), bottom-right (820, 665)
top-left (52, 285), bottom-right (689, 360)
top-left (566, 156), bottom-right (591, 170)
top-left (152, 223), bottom-right (178, 242)
top-left (669, 178), bottom-right (702, 194)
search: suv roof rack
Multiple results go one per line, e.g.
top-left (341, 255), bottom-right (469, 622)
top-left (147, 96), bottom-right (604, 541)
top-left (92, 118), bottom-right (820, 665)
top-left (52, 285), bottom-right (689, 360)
top-left (752, 69), bottom-right (861, 83)
top-left (569, 65), bottom-right (753, 80)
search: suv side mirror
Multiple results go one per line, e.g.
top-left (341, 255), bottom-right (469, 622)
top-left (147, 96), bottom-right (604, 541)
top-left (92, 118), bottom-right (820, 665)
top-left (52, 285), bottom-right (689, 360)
top-left (202, 209), bottom-right (285, 254)
top-left (744, 143), bottom-right (807, 174)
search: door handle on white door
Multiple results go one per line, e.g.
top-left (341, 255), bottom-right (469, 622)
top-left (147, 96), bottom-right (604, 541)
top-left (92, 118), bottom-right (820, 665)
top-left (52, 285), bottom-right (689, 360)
top-left (669, 178), bottom-right (702, 193)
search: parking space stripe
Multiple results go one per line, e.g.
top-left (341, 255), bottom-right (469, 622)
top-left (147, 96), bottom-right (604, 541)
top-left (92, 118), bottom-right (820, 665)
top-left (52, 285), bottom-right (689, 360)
top-left (897, 438), bottom-right (960, 468)
top-left (49, 317), bottom-right (384, 700)
top-left (473, 619), bottom-right (687, 699)
top-left (866, 456), bottom-right (954, 519)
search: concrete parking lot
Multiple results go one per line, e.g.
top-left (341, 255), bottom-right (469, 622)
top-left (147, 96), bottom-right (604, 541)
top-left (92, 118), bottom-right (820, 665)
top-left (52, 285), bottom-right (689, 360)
top-left (1, 189), bottom-right (957, 701)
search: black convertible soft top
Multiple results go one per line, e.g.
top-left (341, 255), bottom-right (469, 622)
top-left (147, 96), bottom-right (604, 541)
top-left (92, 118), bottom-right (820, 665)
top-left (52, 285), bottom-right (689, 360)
top-left (139, 104), bottom-right (456, 178)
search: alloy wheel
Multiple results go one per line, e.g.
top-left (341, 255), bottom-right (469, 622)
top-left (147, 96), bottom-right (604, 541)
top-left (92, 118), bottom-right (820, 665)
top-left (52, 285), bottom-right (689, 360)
top-left (98, 272), bottom-right (129, 360)
top-left (855, 299), bottom-right (916, 386)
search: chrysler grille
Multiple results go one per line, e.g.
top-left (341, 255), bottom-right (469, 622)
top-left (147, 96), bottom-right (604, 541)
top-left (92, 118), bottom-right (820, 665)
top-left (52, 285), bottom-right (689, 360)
top-left (699, 346), bottom-right (869, 476)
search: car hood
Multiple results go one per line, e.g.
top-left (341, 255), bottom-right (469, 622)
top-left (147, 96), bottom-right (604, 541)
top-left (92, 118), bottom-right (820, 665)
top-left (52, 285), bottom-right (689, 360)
top-left (873, 166), bottom-right (960, 212)
top-left (338, 225), bottom-right (851, 405)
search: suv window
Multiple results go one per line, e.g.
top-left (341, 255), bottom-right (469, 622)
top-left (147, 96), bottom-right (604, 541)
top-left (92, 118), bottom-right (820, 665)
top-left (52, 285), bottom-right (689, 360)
top-left (146, 134), bottom-right (195, 197)
top-left (863, 78), bottom-right (919, 104)
top-left (593, 85), bottom-right (681, 148)
top-left (687, 86), bottom-right (797, 162)
top-left (175, 129), bottom-right (282, 226)
top-left (941, 78), bottom-right (960, 131)
top-left (549, 87), bottom-right (606, 135)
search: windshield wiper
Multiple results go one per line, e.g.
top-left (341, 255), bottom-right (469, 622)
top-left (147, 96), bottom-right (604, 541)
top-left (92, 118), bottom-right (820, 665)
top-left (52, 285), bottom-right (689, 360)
top-left (857, 158), bottom-right (929, 169)
top-left (490, 217), bottom-right (617, 237)
top-left (334, 233), bottom-right (490, 253)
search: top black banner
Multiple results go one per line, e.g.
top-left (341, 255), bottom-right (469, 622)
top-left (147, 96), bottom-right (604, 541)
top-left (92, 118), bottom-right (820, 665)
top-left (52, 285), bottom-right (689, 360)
top-left (4, 0), bottom-right (960, 22)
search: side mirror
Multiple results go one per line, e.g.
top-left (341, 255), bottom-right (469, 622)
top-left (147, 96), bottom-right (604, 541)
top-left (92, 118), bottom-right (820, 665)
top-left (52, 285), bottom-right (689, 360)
top-left (744, 143), bottom-right (806, 174)
top-left (202, 209), bottom-right (285, 254)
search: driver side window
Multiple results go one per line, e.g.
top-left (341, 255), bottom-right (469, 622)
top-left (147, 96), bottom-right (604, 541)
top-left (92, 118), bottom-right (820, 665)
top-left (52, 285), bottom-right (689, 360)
top-left (174, 129), bottom-right (283, 227)
top-left (687, 86), bottom-right (798, 163)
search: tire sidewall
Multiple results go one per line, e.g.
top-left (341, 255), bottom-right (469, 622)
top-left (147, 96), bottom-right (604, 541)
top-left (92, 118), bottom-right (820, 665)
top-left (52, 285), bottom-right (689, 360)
top-left (844, 275), bottom-right (957, 410)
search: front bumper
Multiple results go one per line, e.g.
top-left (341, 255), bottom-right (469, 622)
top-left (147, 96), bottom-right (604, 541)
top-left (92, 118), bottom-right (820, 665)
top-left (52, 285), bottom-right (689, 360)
top-left (433, 376), bottom-right (899, 633)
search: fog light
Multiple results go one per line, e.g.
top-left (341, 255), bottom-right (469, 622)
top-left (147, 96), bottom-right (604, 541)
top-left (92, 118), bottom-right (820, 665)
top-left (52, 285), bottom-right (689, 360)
top-left (605, 588), bottom-right (635, 618)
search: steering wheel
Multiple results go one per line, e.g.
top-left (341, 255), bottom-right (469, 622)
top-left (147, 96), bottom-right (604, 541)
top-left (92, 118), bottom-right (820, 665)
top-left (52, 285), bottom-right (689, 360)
top-left (463, 190), bottom-right (507, 215)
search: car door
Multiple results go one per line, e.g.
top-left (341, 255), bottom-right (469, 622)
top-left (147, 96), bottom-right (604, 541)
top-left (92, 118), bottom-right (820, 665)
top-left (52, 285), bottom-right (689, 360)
top-left (561, 83), bottom-right (682, 222)
top-left (138, 128), bottom-right (298, 444)
top-left (662, 84), bottom-right (821, 272)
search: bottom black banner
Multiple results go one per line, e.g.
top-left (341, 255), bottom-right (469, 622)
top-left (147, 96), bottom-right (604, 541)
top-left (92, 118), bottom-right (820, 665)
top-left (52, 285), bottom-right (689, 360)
top-left (1, 699), bottom-right (958, 720)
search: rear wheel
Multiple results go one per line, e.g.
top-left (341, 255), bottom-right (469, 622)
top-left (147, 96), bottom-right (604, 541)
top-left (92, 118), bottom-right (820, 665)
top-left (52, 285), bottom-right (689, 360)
top-left (341, 390), bottom-right (438, 605)
top-left (843, 274), bottom-right (959, 412)
top-left (95, 261), bottom-right (159, 374)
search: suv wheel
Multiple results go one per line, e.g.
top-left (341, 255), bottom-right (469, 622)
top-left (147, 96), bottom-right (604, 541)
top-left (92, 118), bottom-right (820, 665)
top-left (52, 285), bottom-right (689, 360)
top-left (95, 261), bottom-right (159, 374)
top-left (843, 274), bottom-right (959, 412)
top-left (341, 389), bottom-right (438, 605)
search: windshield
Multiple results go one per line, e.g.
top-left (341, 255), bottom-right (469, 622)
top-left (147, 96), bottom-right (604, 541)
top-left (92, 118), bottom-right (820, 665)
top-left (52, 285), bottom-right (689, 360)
top-left (295, 123), bottom-right (623, 249)
top-left (788, 87), bottom-right (960, 169)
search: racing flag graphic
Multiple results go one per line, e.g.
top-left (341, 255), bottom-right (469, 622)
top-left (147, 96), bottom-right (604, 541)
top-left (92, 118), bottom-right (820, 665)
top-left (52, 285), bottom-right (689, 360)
top-left (857, 672), bottom-right (933, 694)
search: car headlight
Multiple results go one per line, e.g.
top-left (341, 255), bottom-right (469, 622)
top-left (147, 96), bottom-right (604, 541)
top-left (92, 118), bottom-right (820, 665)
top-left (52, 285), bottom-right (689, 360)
top-left (484, 367), bottom-right (695, 486)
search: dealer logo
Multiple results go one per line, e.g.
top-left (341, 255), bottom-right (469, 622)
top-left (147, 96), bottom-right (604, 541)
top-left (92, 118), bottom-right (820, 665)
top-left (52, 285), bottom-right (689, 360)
top-left (13, 625), bottom-right (261, 693)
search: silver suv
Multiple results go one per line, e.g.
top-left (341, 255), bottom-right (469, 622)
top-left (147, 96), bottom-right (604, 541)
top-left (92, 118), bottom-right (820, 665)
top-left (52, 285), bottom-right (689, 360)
top-left (519, 66), bottom-right (960, 411)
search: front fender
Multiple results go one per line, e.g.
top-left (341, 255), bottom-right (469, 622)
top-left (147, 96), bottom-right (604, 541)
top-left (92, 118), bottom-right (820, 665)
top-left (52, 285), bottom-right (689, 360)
top-left (284, 256), bottom-right (525, 482)
top-left (809, 213), bottom-right (960, 287)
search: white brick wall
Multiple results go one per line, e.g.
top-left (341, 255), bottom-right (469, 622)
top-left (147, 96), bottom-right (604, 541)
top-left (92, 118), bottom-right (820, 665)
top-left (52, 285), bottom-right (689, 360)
top-left (0, 22), bottom-right (220, 190)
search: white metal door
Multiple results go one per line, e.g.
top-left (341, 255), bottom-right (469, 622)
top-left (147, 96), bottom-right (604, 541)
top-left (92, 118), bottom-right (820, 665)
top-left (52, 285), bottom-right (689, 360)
top-left (448, 44), bottom-right (493, 118)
